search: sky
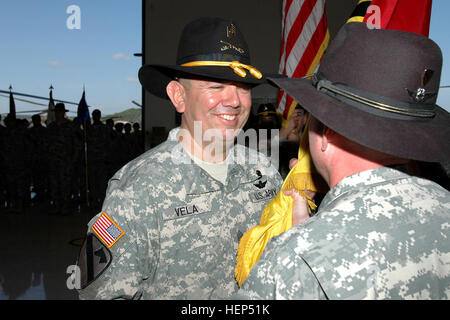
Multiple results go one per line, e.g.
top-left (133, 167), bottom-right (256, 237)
top-left (0, 0), bottom-right (449, 117)
top-left (0, 0), bottom-right (142, 117)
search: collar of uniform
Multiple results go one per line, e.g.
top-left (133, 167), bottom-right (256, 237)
top-left (168, 127), bottom-right (247, 193)
top-left (182, 155), bottom-right (245, 194)
top-left (182, 158), bottom-right (223, 196)
top-left (167, 127), bottom-right (182, 141)
top-left (318, 167), bottom-right (411, 212)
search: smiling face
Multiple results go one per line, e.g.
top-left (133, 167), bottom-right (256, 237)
top-left (167, 77), bottom-right (252, 148)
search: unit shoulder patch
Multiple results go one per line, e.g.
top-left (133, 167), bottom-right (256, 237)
top-left (77, 233), bottom-right (113, 289)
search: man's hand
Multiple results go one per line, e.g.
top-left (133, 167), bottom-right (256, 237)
top-left (282, 189), bottom-right (310, 226)
top-left (289, 158), bottom-right (298, 169)
top-left (285, 158), bottom-right (316, 225)
top-left (279, 112), bottom-right (301, 139)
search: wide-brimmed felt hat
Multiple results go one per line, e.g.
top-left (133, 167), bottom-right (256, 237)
top-left (268, 22), bottom-right (450, 162)
top-left (257, 103), bottom-right (278, 116)
top-left (139, 17), bottom-right (281, 99)
top-left (54, 103), bottom-right (69, 112)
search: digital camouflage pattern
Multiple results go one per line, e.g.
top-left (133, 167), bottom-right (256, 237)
top-left (28, 124), bottom-right (49, 198)
top-left (87, 121), bottom-right (110, 203)
top-left (47, 118), bottom-right (82, 205)
top-left (77, 127), bottom-right (283, 300)
top-left (1, 121), bottom-right (30, 204)
top-left (0, 123), bottom-right (6, 206)
top-left (235, 167), bottom-right (450, 300)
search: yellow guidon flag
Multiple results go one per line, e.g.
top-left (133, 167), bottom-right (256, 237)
top-left (235, 115), bottom-right (328, 287)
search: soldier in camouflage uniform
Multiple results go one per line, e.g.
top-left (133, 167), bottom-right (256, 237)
top-left (122, 123), bottom-right (136, 164)
top-left (47, 103), bottom-right (82, 215)
top-left (0, 115), bottom-right (7, 209)
top-left (111, 122), bottom-right (127, 173)
top-left (132, 122), bottom-right (144, 158)
top-left (28, 114), bottom-right (49, 204)
top-left (76, 17), bottom-right (283, 299)
top-left (104, 119), bottom-right (116, 181)
top-left (87, 109), bottom-right (109, 210)
top-left (69, 117), bottom-right (85, 207)
top-left (235, 23), bottom-right (450, 300)
top-left (2, 115), bottom-right (30, 213)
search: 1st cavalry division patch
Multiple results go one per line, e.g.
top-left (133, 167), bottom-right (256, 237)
top-left (91, 212), bottom-right (125, 248)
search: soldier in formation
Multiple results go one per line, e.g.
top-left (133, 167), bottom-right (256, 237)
top-left (1, 115), bottom-right (30, 213)
top-left (86, 109), bottom-right (109, 210)
top-left (0, 115), bottom-right (5, 209)
top-left (28, 114), bottom-right (49, 204)
top-left (0, 104), bottom-right (144, 215)
top-left (47, 103), bottom-right (82, 215)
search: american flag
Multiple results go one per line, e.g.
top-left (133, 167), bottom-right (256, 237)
top-left (91, 212), bottom-right (125, 248)
top-left (277, 0), bottom-right (330, 123)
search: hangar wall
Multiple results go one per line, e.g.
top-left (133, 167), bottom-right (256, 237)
top-left (142, 0), bottom-right (358, 149)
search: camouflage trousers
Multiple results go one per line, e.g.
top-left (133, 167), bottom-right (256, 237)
top-left (48, 159), bottom-right (73, 203)
top-left (3, 164), bottom-right (28, 201)
top-left (31, 158), bottom-right (48, 197)
top-left (87, 159), bottom-right (108, 203)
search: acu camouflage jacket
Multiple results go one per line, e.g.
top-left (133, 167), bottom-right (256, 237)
top-left (235, 167), bottom-right (450, 300)
top-left (77, 128), bottom-right (283, 300)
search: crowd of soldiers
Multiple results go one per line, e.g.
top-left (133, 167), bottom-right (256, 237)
top-left (0, 103), bottom-right (144, 215)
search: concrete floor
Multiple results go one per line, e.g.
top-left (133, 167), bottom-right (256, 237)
top-left (0, 201), bottom-right (97, 300)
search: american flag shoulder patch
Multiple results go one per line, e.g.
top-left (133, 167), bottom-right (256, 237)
top-left (91, 212), bottom-right (125, 248)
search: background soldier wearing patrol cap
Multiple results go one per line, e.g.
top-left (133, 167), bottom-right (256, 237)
top-left (76, 17), bottom-right (283, 300)
top-left (235, 22), bottom-right (450, 300)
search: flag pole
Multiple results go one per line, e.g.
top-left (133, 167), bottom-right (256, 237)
top-left (9, 85), bottom-right (16, 120)
top-left (78, 86), bottom-right (90, 209)
top-left (83, 117), bottom-right (90, 208)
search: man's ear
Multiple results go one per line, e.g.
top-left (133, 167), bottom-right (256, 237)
top-left (321, 126), bottom-right (337, 152)
top-left (166, 80), bottom-right (186, 113)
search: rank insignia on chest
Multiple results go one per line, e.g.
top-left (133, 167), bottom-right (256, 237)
top-left (91, 212), bottom-right (125, 248)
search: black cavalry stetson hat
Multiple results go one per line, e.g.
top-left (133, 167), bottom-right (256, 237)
top-left (269, 22), bottom-right (450, 163)
top-left (257, 103), bottom-right (278, 116)
top-left (54, 103), bottom-right (69, 112)
top-left (139, 17), bottom-right (280, 99)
